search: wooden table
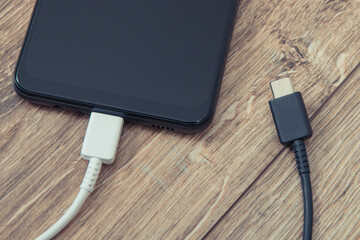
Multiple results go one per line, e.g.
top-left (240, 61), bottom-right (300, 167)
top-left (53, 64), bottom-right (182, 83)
top-left (1, 1), bottom-right (360, 239)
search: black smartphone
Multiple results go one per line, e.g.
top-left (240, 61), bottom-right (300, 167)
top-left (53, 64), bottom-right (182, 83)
top-left (15, 0), bottom-right (238, 133)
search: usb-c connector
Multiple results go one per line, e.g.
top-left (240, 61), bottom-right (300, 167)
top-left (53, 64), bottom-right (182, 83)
top-left (270, 77), bottom-right (295, 98)
top-left (269, 78), bottom-right (312, 145)
top-left (81, 112), bottom-right (124, 164)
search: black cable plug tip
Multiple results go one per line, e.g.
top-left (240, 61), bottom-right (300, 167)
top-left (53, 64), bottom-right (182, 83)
top-left (269, 78), bottom-right (313, 145)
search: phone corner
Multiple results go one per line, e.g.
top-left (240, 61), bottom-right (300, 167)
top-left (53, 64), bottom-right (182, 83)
top-left (13, 70), bottom-right (29, 99)
top-left (181, 110), bottom-right (215, 134)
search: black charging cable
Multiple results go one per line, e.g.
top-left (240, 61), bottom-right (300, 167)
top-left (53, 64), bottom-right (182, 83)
top-left (269, 78), bottom-right (313, 240)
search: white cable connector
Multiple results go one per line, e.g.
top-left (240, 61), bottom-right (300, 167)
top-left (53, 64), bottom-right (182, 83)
top-left (81, 112), bottom-right (124, 164)
top-left (36, 112), bottom-right (124, 240)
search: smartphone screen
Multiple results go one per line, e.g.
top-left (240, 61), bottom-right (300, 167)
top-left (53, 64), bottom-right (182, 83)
top-left (17, 0), bottom-right (237, 126)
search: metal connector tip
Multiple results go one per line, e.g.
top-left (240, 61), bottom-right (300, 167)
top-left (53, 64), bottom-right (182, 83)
top-left (270, 78), bottom-right (295, 99)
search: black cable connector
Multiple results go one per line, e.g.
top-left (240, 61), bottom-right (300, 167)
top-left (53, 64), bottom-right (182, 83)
top-left (269, 78), bottom-right (313, 240)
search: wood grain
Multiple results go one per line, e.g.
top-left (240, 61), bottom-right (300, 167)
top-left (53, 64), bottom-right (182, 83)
top-left (0, 0), bottom-right (360, 239)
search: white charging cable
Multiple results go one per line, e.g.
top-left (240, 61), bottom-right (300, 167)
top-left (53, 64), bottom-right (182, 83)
top-left (36, 112), bottom-right (124, 240)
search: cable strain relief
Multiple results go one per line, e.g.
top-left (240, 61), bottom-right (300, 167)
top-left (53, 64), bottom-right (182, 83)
top-left (292, 139), bottom-right (310, 175)
top-left (80, 158), bottom-right (102, 192)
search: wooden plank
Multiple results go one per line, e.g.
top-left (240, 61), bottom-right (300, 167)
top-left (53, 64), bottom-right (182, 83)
top-left (205, 64), bottom-right (360, 240)
top-left (0, 0), bottom-right (359, 239)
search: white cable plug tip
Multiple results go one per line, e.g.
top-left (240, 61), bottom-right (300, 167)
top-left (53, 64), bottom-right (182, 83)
top-left (81, 112), bottom-right (124, 164)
